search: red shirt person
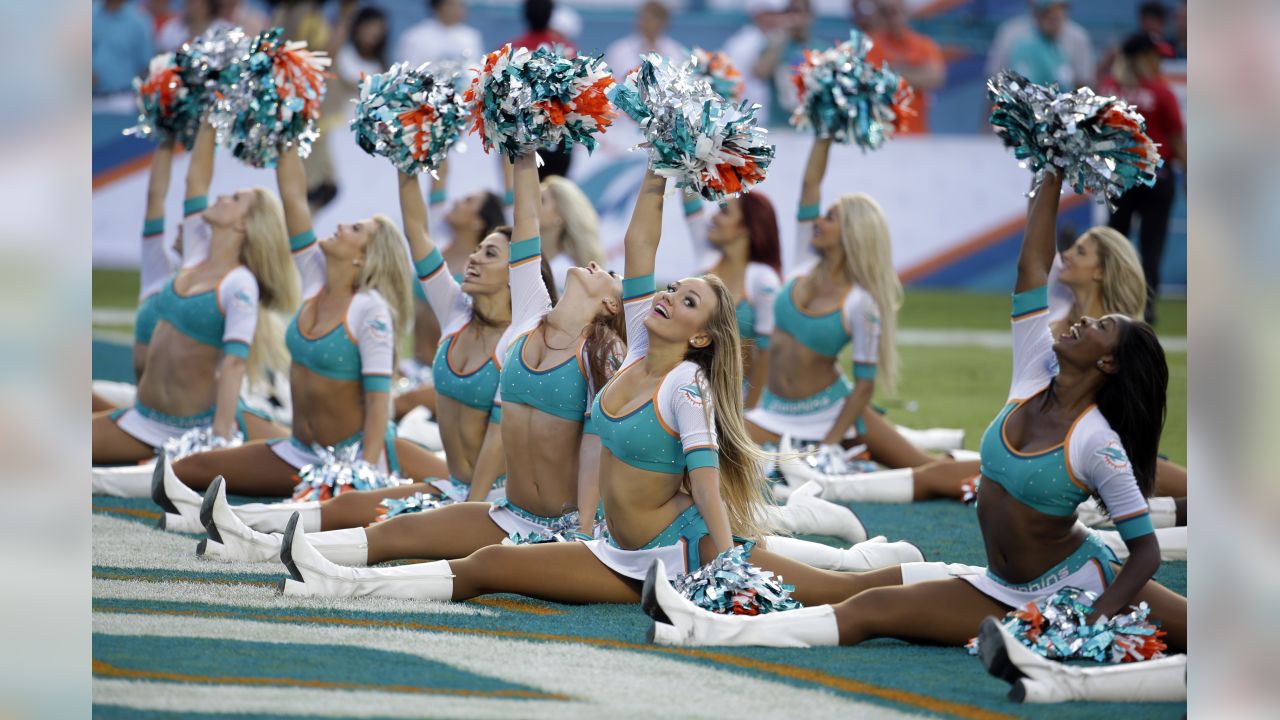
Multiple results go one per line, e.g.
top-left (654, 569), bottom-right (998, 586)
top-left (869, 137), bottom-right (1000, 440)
top-left (865, 0), bottom-right (946, 134)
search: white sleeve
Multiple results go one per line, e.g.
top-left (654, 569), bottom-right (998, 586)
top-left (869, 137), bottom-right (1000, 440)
top-left (348, 291), bottom-right (396, 393)
top-left (217, 267), bottom-right (259, 356)
top-left (508, 236), bottom-right (553, 330)
top-left (1047, 254), bottom-right (1074, 325)
top-left (656, 362), bottom-right (719, 470)
top-left (414, 248), bottom-right (472, 335)
top-left (180, 213), bottom-right (213, 269)
top-left (618, 274), bottom-right (655, 367)
top-left (139, 217), bottom-right (172, 300)
top-left (746, 263), bottom-right (782, 344)
top-left (793, 210), bottom-right (820, 274)
top-left (844, 288), bottom-right (881, 380)
top-left (288, 229), bottom-right (327, 301)
top-left (682, 195), bottom-right (714, 270)
top-left (1071, 419), bottom-right (1154, 541)
top-left (1009, 286), bottom-right (1057, 400)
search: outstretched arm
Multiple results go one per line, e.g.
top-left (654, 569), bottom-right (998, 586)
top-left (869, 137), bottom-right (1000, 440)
top-left (800, 137), bottom-right (831, 210)
top-left (398, 171), bottom-right (438, 263)
top-left (1017, 172), bottom-right (1063, 293)
top-left (140, 141), bottom-right (176, 298)
top-left (623, 169), bottom-right (668, 280)
top-left (276, 147), bottom-right (314, 242)
top-left (512, 153), bottom-right (540, 243)
top-left (185, 123), bottom-right (216, 202)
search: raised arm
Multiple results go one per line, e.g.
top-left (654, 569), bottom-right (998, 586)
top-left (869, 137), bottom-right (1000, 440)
top-left (185, 123), bottom-right (216, 202)
top-left (800, 137), bottom-right (831, 210)
top-left (1017, 171), bottom-right (1063, 293)
top-left (401, 170), bottom-right (468, 328)
top-left (398, 171), bottom-right (437, 263)
top-left (277, 149), bottom-right (325, 297)
top-left (623, 169), bottom-right (668, 280)
top-left (140, 141), bottom-right (176, 299)
top-left (509, 153), bottom-right (553, 326)
top-left (681, 191), bottom-right (712, 269)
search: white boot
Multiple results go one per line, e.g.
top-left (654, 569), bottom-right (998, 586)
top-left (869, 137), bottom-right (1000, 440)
top-left (278, 514), bottom-right (453, 599)
top-left (979, 617), bottom-right (1186, 703)
top-left (397, 406), bottom-right (443, 452)
top-left (898, 561), bottom-right (986, 584)
top-left (199, 478), bottom-right (370, 565)
top-left (643, 559), bottom-right (839, 648)
top-left (893, 424), bottom-right (965, 452)
top-left (1093, 526), bottom-right (1187, 562)
top-left (763, 481), bottom-right (867, 544)
top-left (946, 449), bottom-right (982, 462)
top-left (232, 499), bottom-right (322, 533)
top-left (91, 462), bottom-right (156, 497)
top-left (804, 466), bottom-right (916, 504)
top-left (1077, 496), bottom-right (1179, 530)
top-left (776, 435), bottom-right (816, 492)
top-left (765, 535), bottom-right (923, 571)
top-left (151, 455), bottom-right (205, 533)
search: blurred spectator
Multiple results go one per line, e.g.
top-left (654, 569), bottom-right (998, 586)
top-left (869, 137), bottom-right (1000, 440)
top-left (396, 0), bottom-right (484, 68)
top-left (512, 0), bottom-right (573, 54)
top-left (92, 0), bottom-right (155, 95)
top-left (1138, 2), bottom-right (1176, 58)
top-left (513, 0), bottom-right (575, 179)
top-left (156, 0), bottom-right (229, 53)
top-left (1172, 0), bottom-right (1186, 58)
top-left (605, 1), bottom-right (686, 76)
top-left (551, 4), bottom-right (584, 44)
top-left (850, 0), bottom-right (881, 34)
top-left (144, 0), bottom-right (175, 36)
top-left (865, 0), bottom-right (944, 134)
top-left (722, 0), bottom-right (789, 123)
top-left (1102, 33), bottom-right (1186, 323)
top-left (222, 0), bottom-right (271, 37)
top-left (276, 0), bottom-right (343, 210)
top-left (987, 0), bottom-right (1094, 88)
top-left (759, 0), bottom-right (820, 123)
top-left (335, 5), bottom-right (389, 86)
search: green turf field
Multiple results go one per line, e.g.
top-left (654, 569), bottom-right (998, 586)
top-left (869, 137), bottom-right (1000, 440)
top-left (92, 270), bottom-right (1187, 717)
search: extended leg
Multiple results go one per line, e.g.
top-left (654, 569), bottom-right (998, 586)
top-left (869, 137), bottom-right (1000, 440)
top-left (363, 502), bottom-right (508, 564)
top-left (1154, 459), bottom-right (1188, 499)
top-left (449, 542), bottom-right (640, 603)
top-left (831, 578), bottom-right (1009, 646)
top-left (172, 442), bottom-right (298, 496)
top-left (92, 412), bottom-right (154, 465)
top-left (702, 535), bottom-right (903, 607)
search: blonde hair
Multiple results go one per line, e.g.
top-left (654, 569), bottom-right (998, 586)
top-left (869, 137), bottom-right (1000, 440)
top-left (1078, 226), bottom-right (1147, 320)
top-left (357, 215), bottom-right (415, 338)
top-left (684, 274), bottom-right (774, 543)
top-left (835, 193), bottom-right (903, 394)
top-left (241, 188), bottom-right (301, 384)
top-left (541, 176), bottom-right (604, 265)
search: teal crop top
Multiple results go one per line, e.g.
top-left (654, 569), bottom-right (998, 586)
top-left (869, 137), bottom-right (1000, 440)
top-left (287, 315), bottom-right (360, 381)
top-left (500, 332), bottom-right (591, 423)
top-left (979, 395), bottom-right (1091, 517)
top-left (152, 266), bottom-right (257, 359)
top-left (772, 278), bottom-right (851, 358)
top-left (433, 328), bottom-right (501, 412)
top-left (135, 293), bottom-right (162, 345)
top-left (590, 371), bottom-right (716, 475)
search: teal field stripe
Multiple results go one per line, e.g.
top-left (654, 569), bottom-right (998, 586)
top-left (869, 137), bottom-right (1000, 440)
top-left (95, 566), bottom-right (281, 585)
top-left (94, 708), bottom-right (364, 720)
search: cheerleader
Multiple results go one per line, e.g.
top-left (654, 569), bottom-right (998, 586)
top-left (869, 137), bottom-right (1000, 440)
top-left (176, 156), bottom-right (522, 550)
top-left (753, 137), bottom-right (983, 502)
top-left (152, 147), bottom-right (448, 531)
top-left (640, 171), bottom-right (1187, 664)
top-left (539, 174), bottom-right (606, 292)
top-left (92, 125), bottom-right (300, 465)
top-left (275, 165), bottom-right (916, 603)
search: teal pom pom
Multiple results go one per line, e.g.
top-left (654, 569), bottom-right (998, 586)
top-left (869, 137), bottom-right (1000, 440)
top-left (988, 71), bottom-right (1164, 208)
top-left (466, 44), bottom-right (616, 160)
top-left (673, 543), bottom-right (803, 615)
top-left (124, 53), bottom-right (204, 149)
top-left (610, 54), bottom-right (774, 201)
top-left (210, 27), bottom-right (331, 169)
top-left (351, 62), bottom-right (470, 176)
top-left (790, 30), bottom-right (913, 150)
top-left (376, 490), bottom-right (455, 521)
top-left (291, 445), bottom-right (410, 502)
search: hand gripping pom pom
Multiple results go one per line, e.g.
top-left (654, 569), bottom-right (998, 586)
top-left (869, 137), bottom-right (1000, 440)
top-left (465, 44), bottom-right (616, 160)
top-left (161, 427), bottom-right (244, 462)
top-left (673, 543), bottom-right (803, 615)
top-left (609, 54), bottom-right (774, 202)
top-left (790, 30), bottom-right (914, 150)
top-left (351, 62), bottom-right (470, 176)
top-left (210, 27), bottom-right (331, 168)
top-left (375, 489), bottom-right (456, 522)
top-left (684, 48), bottom-right (745, 102)
top-left (125, 53), bottom-right (204, 149)
top-left (967, 586), bottom-right (1168, 663)
top-left (987, 71), bottom-right (1163, 208)
top-left (292, 444), bottom-right (411, 503)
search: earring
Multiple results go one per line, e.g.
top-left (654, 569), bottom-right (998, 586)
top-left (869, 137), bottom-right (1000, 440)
top-left (1096, 360), bottom-right (1104, 368)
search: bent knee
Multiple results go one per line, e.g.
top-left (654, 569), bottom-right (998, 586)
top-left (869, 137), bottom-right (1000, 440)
top-left (171, 456), bottom-right (214, 491)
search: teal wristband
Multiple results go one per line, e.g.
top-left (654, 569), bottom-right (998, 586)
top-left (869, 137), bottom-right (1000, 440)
top-left (142, 217), bottom-right (165, 237)
top-left (363, 375), bottom-right (392, 393)
top-left (797, 203), bottom-right (821, 221)
top-left (289, 229), bottom-right (316, 252)
top-left (510, 236), bottom-right (541, 264)
top-left (428, 188), bottom-right (447, 205)
top-left (1012, 286), bottom-right (1049, 319)
top-left (183, 195), bottom-right (209, 216)
top-left (223, 341), bottom-right (250, 359)
top-left (415, 248), bottom-right (445, 279)
top-left (622, 274), bottom-right (656, 301)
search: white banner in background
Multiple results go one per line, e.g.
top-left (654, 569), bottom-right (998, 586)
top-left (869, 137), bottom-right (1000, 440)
top-left (93, 125), bottom-right (1046, 282)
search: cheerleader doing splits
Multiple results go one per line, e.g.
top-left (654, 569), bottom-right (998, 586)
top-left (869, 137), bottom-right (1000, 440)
top-left (92, 125), bottom-right (299, 465)
top-left (642, 171), bottom-right (1187, 660)
top-left (158, 147), bottom-right (447, 519)
top-left (277, 167), bottom-right (918, 603)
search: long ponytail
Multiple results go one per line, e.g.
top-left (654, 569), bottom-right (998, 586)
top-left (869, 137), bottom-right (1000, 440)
top-left (836, 193), bottom-right (903, 394)
top-left (241, 188), bottom-right (301, 385)
top-left (1095, 319), bottom-right (1168, 498)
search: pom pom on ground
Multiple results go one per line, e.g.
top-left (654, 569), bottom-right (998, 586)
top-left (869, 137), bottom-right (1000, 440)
top-left (125, 53), bottom-right (204, 149)
top-left (684, 48), bottom-right (745, 102)
top-left (967, 586), bottom-right (1168, 663)
top-left (375, 490), bottom-right (455, 522)
top-left (465, 44), bottom-right (615, 160)
top-left (211, 27), bottom-right (330, 168)
top-left (987, 71), bottom-right (1164, 207)
top-left (610, 54), bottom-right (773, 201)
top-left (672, 543), bottom-right (803, 615)
top-left (351, 62), bottom-right (470, 176)
top-left (790, 30), bottom-right (913, 150)
top-left (161, 427), bottom-right (244, 462)
top-left (292, 444), bottom-right (410, 503)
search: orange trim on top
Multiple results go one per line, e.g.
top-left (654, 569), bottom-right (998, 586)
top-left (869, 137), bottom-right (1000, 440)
top-left (597, 359), bottom-right (645, 419)
top-left (899, 194), bottom-right (1089, 284)
top-left (652, 384), bottom-right (678, 437)
top-left (788, 278), bottom-right (846, 318)
top-left (1061, 404), bottom-right (1098, 493)
top-left (445, 319), bottom-right (495, 377)
top-left (510, 255), bottom-right (540, 268)
top-left (1012, 307), bottom-right (1050, 321)
top-left (1110, 508), bottom-right (1149, 523)
top-left (1088, 558), bottom-right (1109, 588)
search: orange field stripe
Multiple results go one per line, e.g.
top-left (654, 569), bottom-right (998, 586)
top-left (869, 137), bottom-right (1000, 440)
top-left (96, 506), bottom-right (162, 521)
top-left (92, 658), bottom-right (570, 700)
top-left (103, 606), bottom-right (1016, 720)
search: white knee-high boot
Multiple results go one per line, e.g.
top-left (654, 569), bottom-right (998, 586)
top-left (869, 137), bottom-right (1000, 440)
top-left (777, 437), bottom-right (915, 503)
top-left (199, 478), bottom-right (366, 564)
top-left (898, 561), bottom-right (986, 584)
top-left (1077, 496), bottom-right (1179, 529)
top-left (232, 500), bottom-right (322, 533)
top-left (893, 424), bottom-right (966, 452)
top-left (152, 455), bottom-right (205, 533)
top-left (765, 535), bottom-right (924, 571)
top-left (279, 514), bottom-right (453, 600)
top-left (1093, 526), bottom-right (1187, 562)
top-left (397, 406), bottom-right (443, 452)
top-left (92, 462), bottom-right (156, 498)
top-left (643, 559), bottom-right (840, 648)
top-left (762, 481), bottom-right (867, 543)
top-left (979, 617), bottom-right (1186, 703)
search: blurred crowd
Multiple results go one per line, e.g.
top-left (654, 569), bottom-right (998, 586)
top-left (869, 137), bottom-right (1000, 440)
top-left (93, 0), bottom-right (1187, 314)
